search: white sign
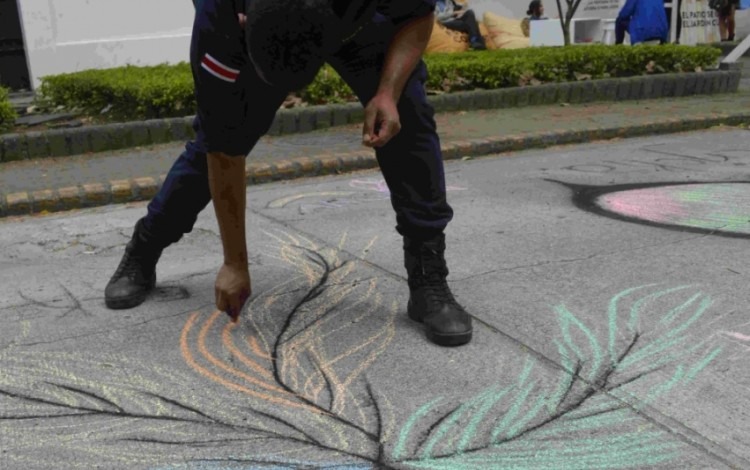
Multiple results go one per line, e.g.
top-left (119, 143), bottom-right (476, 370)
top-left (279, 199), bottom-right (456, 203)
top-left (680, 0), bottom-right (721, 45)
top-left (18, 0), bottom-right (193, 90)
top-left (578, 0), bottom-right (621, 19)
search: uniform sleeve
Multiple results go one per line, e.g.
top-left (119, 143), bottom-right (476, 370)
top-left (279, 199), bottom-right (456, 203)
top-left (378, 0), bottom-right (436, 24)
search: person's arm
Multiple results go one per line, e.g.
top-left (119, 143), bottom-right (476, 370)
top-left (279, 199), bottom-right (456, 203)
top-left (207, 151), bottom-right (251, 322)
top-left (363, 12), bottom-right (434, 147)
top-left (434, 3), bottom-right (453, 22)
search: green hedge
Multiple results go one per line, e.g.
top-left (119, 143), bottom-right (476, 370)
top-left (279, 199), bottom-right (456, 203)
top-left (37, 44), bottom-right (721, 122)
top-left (423, 44), bottom-right (721, 90)
top-left (0, 86), bottom-right (18, 132)
top-left (38, 63), bottom-right (195, 122)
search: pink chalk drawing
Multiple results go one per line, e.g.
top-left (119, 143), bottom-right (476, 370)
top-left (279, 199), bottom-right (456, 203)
top-left (713, 325), bottom-right (750, 361)
top-left (591, 182), bottom-right (750, 237)
top-left (599, 189), bottom-right (690, 222)
top-left (723, 332), bottom-right (750, 342)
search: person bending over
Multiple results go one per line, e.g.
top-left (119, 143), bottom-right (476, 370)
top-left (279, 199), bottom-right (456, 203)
top-left (105, 0), bottom-right (475, 347)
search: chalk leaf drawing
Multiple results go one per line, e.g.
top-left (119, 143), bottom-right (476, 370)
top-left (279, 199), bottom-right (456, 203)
top-left (0, 230), bottom-right (722, 469)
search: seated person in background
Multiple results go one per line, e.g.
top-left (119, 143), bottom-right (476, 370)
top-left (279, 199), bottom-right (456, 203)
top-left (521, 0), bottom-right (548, 36)
top-left (615, 0), bottom-right (669, 45)
top-left (527, 0), bottom-right (548, 20)
top-left (435, 0), bottom-right (487, 50)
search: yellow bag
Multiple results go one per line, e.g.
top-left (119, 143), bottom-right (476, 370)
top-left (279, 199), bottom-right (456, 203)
top-left (426, 21), bottom-right (470, 53)
top-left (482, 11), bottom-right (530, 49)
top-left (483, 11), bottom-right (525, 39)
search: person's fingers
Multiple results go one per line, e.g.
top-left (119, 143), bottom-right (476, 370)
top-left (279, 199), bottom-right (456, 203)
top-left (229, 290), bottom-right (250, 323)
top-left (362, 106), bottom-right (378, 146)
top-left (370, 118), bottom-right (400, 148)
top-left (389, 119), bottom-right (402, 139)
top-left (216, 288), bottom-right (228, 313)
top-left (227, 297), bottom-right (240, 322)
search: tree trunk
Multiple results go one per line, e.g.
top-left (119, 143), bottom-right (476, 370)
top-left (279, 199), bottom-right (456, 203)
top-left (555, 0), bottom-right (583, 46)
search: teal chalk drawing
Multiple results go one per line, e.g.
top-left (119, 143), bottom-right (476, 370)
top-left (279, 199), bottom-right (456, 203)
top-left (557, 304), bottom-right (603, 382)
top-left (506, 393), bottom-right (547, 439)
top-left (393, 397), bottom-right (442, 460)
top-left (420, 389), bottom-right (492, 459)
top-left (627, 285), bottom-right (690, 333)
top-left (660, 292), bottom-right (702, 325)
top-left (647, 365), bottom-right (686, 401)
top-left (620, 294), bottom-right (712, 369)
top-left (685, 347), bottom-right (723, 383)
top-left (489, 379), bottom-right (537, 443)
top-left (547, 340), bottom-right (575, 413)
top-left (456, 385), bottom-right (513, 453)
top-left (608, 284), bottom-right (651, 365)
top-left (392, 285), bottom-right (722, 470)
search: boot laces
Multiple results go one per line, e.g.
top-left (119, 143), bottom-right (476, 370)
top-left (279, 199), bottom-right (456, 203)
top-left (420, 249), bottom-right (458, 307)
top-left (112, 252), bottom-right (145, 281)
top-left (112, 246), bottom-right (157, 282)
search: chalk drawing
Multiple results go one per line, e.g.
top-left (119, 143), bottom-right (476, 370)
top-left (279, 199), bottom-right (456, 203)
top-left (266, 178), bottom-right (466, 214)
top-left (713, 321), bottom-right (750, 361)
top-left (556, 180), bottom-right (750, 238)
top-left (391, 285), bottom-right (721, 469)
top-left (349, 177), bottom-right (467, 195)
top-left (0, 229), bottom-right (723, 468)
top-left (559, 144), bottom-right (733, 174)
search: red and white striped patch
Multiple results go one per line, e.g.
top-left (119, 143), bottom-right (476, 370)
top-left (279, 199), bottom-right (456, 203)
top-left (201, 53), bottom-right (240, 83)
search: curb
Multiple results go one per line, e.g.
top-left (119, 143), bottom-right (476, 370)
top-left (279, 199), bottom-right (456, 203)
top-left (0, 69), bottom-right (740, 162)
top-left (2, 110), bottom-right (749, 220)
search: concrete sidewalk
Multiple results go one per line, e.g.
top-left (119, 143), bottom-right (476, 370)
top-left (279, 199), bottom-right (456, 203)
top-left (1, 129), bottom-right (749, 469)
top-left (2, 91), bottom-right (750, 218)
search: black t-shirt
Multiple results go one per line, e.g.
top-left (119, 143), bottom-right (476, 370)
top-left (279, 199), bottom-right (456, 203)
top-left (376, 0), bottom-right (436, 23)
top-left (332, 0), bottom-right (436, 27)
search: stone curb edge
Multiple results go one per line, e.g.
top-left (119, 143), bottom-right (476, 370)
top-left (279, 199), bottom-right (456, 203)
top-left (2, 111), bottom-right (749, 219)
top-left (0, 69), bottom-right (740, 163)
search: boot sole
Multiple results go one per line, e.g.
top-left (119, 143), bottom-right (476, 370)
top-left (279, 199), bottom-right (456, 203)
top-left (105, 278), bottom-right (156, 310)
top-left (408, 306), bottom-right (473, 347)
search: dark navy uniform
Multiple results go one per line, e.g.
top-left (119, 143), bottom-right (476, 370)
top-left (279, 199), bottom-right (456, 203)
top-left (143, 0), bottom-right (453, 246)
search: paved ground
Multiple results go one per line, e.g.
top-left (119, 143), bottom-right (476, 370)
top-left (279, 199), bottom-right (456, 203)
top-left (3, 91), bottom-right (750, 197)
top-left (2, 129), bottom-right (750, 469)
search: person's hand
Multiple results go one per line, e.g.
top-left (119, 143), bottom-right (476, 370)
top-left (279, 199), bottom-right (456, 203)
top-left (238, 13), bottom-right (247, 28)
top-left (362, 93), bottom-right (401, 148)
top-left (453, 10), bottom-right (465, 17)
top-left (215, 263), bottom-right (251, 323)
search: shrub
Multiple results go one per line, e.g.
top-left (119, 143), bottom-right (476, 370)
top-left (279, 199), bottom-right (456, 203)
top-left (422, 44), bottom-right (721, 90)
top-left (36, 44), bottom-right (722, 122)
top-left (37, 63), bottom-right (195, 121)
top-left (0, 86), bottom-right (18, 132)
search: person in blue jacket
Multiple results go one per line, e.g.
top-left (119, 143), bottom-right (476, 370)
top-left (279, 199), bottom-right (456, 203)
top-left (104, 0), bottom-right (474, 347)
top-left (615, 0), bottom-right (669, 44)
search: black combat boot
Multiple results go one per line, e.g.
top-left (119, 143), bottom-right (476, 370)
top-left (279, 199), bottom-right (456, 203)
top-left (404, 233), bottom-right (473, 347)
top-left (105, 219), bottom-right (163, 309)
